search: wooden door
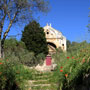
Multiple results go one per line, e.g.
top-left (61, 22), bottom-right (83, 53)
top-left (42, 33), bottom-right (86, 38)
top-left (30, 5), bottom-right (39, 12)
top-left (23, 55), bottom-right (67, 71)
top-left (46, 56), bottom-right (52, 66)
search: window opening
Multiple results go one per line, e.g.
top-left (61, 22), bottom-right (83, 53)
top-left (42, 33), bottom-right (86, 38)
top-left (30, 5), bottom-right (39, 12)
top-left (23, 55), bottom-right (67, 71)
top-left (62, 44), bottom-right (64, 46)
top-left (47, 32), bottom-right (49, 34)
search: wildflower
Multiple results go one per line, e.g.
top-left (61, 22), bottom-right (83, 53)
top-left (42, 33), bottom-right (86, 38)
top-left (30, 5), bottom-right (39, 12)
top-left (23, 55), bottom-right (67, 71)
top-left (0, 72), bottom-right (2, 75)
top-left (65, 74), bottom-right (68, 78)
top-left (72, 57), bottom-right (74, 59)
top-left (82, 59), bottom-right (85, 63)
top-left (7, 59), bottom-right (8, 61)
top-left (0, 62), bottom-right (2, 64)
top-left (60, 70), bottom-right (63, 72)
top-left (67, 57), bottom-right (69, 59)
top-left (60, 66), bottom-right (63, 69)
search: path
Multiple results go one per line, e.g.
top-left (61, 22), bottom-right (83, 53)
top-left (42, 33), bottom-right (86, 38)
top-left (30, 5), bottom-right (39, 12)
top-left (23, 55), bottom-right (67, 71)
top-left (25, 71), bottom-right (58, 90)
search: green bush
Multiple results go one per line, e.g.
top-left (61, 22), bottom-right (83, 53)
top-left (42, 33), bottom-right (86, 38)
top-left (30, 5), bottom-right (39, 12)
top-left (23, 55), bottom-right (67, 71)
top-left (0, 58), bottom-right (33, 90)
top-left (4, 38), bottom-right (47, 66)
top-left (4, 38), bottom-right (38, 66)
top-left (0, 58), bottom-right (20, 90)
top-left (36, 53), bottom-right (46, 65)
top-left (4, 38), bottom-right (26, 57)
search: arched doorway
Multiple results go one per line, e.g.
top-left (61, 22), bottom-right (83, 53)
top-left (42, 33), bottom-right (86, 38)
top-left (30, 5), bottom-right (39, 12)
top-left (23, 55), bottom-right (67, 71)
top-left (47, 42), bottom-right (57, 54)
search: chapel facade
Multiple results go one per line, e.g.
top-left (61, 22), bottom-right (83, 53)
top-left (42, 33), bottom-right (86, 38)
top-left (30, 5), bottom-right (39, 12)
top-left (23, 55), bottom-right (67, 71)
top-left (43, 23), bottom-right (66, 54)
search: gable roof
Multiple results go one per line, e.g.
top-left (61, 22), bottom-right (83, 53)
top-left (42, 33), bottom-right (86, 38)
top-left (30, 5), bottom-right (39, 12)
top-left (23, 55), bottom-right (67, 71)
top-left (43, 24), bottom-right (66, 39)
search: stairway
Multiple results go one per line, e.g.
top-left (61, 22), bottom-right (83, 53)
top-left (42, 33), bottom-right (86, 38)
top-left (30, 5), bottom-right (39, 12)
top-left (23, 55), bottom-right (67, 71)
top-left (26, 71), bottom-right (58, 90)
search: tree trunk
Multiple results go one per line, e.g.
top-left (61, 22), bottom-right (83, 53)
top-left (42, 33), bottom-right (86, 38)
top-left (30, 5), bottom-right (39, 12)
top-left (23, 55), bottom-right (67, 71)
top-left (0, 39), bottom-right (1, 58)
top-left (0, 12), bottom-right (17, 58)
top-left (1, 40), bottom-right (4, 58)
top-left (0, 25), bottom-right (4, 58)
top-left (0, 27), bottom-right (2, 58)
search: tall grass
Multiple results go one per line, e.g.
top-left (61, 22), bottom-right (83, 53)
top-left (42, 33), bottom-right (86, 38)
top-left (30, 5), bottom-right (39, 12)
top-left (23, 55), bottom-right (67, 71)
top-left (52, 42), bottom-right (90, 90)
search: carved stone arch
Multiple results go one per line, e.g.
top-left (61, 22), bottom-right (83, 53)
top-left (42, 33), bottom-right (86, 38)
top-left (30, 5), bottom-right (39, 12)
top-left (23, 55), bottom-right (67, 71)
top-left (47, 42), bottom-right (57, 54)
top-left (47, 42), bottom-right (57, 48)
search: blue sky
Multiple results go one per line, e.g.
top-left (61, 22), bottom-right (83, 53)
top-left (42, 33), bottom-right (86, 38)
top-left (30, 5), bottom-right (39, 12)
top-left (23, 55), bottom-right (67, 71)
top-left (7, 0), bottom-right (90, 42)
top-left (39, 0), bottom-right (90, 42)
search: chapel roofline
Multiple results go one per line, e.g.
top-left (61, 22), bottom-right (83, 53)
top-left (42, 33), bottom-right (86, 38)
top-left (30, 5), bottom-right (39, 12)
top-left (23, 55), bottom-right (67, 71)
top-left (44, 23), bottom-right (63, 35)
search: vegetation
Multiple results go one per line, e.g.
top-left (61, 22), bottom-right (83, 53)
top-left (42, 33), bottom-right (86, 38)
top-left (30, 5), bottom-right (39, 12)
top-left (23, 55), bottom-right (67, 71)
top-left (21, 20), bottom-right (48, 56)
top-left (52, 40), bottom-right (90, 90)
top-left (4, 38), bottom-right (46, 66)
top-left (0, 37), bottom-right (89, 90)
top-left (0, 57), bottom-right (35, 90)
top-left (0, 1), bottom-right (50, 88)
top-left (0, 0), bottom-right (49, 58)
top-left (0, 1), bottom-right (89, 90)
top-left (4, 38), bottom-right (34, 66)
top-left (0, 32), bottom-right (89, 90)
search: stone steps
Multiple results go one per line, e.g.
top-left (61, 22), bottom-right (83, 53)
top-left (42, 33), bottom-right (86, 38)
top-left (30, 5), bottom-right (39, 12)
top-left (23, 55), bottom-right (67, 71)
top-left (27, 79), bottom-right (50, 85)
top-left (27, 83), bottom-right (57, 90)
top-left (25, 71), bottom-right (57, 90)
top-left (30, 84), bottom-right (57, 90)
top-left (26, 81), bottom-right (57, 90)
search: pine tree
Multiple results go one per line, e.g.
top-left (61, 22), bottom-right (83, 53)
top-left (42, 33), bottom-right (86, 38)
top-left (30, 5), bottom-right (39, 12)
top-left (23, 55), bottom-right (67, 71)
top-left (21, 21), bottom-right (48, 56)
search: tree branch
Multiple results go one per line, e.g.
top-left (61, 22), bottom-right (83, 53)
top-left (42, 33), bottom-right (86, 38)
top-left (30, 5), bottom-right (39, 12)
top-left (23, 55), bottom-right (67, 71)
top-left (2, 11), bottom-right (18, 42)
top-left (1, 14), bottom-right (6, 26)
top-left (0, 14), bottom-right (6, 37)
top-left (7, 12), bottom-right (11, 21)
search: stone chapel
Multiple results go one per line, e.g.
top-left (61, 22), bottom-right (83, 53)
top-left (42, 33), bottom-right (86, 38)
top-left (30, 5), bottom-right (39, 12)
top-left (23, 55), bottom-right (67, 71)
top-left (43, 23), bottom-right (67, 54)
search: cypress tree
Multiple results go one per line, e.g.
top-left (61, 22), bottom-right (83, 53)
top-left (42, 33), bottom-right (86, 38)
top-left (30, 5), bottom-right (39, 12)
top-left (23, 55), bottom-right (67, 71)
top-left (21, 21), bottom-right (48, 56)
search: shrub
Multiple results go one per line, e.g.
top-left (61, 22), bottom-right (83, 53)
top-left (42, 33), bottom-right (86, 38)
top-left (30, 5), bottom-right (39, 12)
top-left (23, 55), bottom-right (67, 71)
top-left (4, 38), bottom-right (37, 66)
top-left (36, 53), bottom-right (46, 65)
top-left (0, 58), bottom-right (33, 90)
top-left (0, 58), bottom-right (20, 90)
top-left (4, 38), bottom-right (26, 57)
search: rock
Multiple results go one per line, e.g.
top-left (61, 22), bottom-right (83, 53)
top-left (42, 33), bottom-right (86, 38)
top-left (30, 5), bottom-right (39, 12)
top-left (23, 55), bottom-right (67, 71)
top-left (51, 64), bottom-right (57, 71)
top-left (35, 62), bottom-right (57, 72)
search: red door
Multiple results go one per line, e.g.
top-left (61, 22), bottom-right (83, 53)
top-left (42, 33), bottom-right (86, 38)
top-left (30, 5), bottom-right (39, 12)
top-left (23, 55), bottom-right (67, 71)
top-left (46, 56), bottom-right (52, 66)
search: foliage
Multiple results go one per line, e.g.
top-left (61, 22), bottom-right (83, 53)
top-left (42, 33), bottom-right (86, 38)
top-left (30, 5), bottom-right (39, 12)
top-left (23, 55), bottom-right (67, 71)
top-left (0, 57), bottom-right (34, 90)
top-left (67, 40), bottom-right (88, 53)
top-left (4, 38), bottom-right (26, 54)
top-left (4, 38), bottom-right (36, 66)
top-left (52, 41), bottom-right (90, 90)
top-left (4, 38), bottom-right (46, 66)
top-left (0, 0), bottom-right (49, 58)
top-left (21, 20), bottom-right (48, 56)
top-left (36, 53), bottom-right (46, 65)
top-left (66, 40), bottom-right (71, 52)
top-left (56, 47), bottom-right (64, 54)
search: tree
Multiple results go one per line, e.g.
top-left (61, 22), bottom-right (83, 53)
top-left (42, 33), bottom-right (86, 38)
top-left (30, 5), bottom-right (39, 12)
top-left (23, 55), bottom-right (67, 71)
top-left (67, 40), bottom-right (71, 48)
top-left (0, 0), bottom-right (49, 58)
top-left (21, 20), bottom-right (48, 56)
